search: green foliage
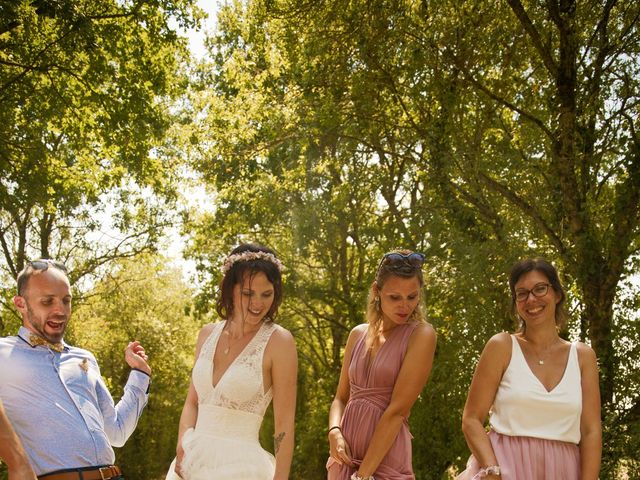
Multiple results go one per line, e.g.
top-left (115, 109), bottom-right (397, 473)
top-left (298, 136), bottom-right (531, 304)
top-left (0, 0), bottom-right (201, 300)
top-left (184, 0), bottom-right (640, 477)
top-left (68, 254), bottom-right (200, 479)
top-left (1, 0), bottom-right (639, 478)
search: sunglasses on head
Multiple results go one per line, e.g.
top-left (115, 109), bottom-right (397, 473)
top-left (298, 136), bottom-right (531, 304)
top-left (28, 259), bottom-right (68, 273)
top-left (377, 251), bottom-right (425, 273)
top-left (383, 252), bottom-right (425, 264)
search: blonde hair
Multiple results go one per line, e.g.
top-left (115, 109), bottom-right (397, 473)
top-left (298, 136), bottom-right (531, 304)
top-left (365, 249), bottom-right (426, 349)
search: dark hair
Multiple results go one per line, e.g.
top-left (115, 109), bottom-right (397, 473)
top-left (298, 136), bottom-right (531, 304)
top-left (508, 258), bottom-right (567, 330)
top-left (16, 259), bottom-right (69, 296)
top-left (215, 243), bottom-right (283, 322)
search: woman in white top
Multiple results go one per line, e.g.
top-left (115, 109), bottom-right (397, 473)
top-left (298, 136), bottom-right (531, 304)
top-left (166, 243), bottom-right (297, 480)
top-left (458, 258), bottom-right (601, 480)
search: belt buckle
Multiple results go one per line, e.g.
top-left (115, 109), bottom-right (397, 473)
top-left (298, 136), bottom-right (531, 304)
top-left (98, 467), bottom-right (111, 480)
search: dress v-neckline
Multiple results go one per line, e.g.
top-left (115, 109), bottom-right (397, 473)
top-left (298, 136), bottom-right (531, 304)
top-left (211, 321), bottom-right (264, 389)
top-left (513, 336), bottom-right (572, 394)
top-left (363, 324), bottom-right (400, 383)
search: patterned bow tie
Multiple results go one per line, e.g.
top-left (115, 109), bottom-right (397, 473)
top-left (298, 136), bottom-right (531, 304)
top-left (29, 333), bottom-right (64, 353)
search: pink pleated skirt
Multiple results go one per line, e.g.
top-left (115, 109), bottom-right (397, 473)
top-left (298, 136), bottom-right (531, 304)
top-left (457, 430), bottom-right (580, 480)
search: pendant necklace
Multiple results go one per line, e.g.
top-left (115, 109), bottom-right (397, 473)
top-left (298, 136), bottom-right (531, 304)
top-left (223, 328), bottom-right (242, 355)
top-left (531, 338), bottom-right (559, 365)
top-left (222, 322), bottom-right (260, 355)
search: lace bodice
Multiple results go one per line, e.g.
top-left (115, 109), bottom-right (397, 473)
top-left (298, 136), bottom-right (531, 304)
top-left (192, 321), bottom-right (275, 416)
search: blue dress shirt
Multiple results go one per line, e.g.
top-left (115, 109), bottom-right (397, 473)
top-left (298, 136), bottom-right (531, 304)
top-left (0, 327), bottom-right (150, 476)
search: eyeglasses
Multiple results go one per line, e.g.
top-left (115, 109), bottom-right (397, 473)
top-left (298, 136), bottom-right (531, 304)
top-left (377, 252), bottom-right (425, 274)
top-left (514, 283), bottom-right (551, 302)
top-left (28, 259), bottom-right (68, 273)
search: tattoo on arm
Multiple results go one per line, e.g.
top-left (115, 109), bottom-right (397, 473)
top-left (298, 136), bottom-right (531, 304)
top-left (274, 431), bottom-right (285, 454)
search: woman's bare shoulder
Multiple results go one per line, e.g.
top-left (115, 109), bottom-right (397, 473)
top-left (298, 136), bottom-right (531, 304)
top-left (269, 323), bottom-right (296, 346)
top-left (482, 331), bottom-right (513, 365)
top-left (196, 323), bottom-right (217, 342)
top-left (575, 341), bottom-right (597, 366)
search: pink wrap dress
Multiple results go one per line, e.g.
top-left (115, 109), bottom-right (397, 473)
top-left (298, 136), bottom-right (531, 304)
top-left (327, 322), bottom-right (419, 480)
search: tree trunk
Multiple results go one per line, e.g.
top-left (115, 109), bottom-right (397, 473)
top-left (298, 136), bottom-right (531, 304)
top-left (577, 264), bottom-right (618, 408)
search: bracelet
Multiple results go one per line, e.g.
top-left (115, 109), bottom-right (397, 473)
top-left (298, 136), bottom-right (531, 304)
top-left (350, 474), bottom-right (374, 480)
top-left (472, 465), bottom-right (501, 479)
top-left (327, 425), bottom-right (341, 435)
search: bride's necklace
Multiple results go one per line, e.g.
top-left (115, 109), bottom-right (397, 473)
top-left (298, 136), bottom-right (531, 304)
top-left (223, 331), bottom-right (238, 355)
top-left (222, 323), bottom-right (260, 355)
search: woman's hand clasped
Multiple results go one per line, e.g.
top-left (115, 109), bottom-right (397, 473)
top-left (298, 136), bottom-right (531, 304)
top-left (174, 442), bottom-right (186, 479)
top-left (329, 428), bottom-right (355, 467)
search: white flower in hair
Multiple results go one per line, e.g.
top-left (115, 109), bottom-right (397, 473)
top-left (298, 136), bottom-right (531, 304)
top-left (222, 251), bottom-right (284, 274)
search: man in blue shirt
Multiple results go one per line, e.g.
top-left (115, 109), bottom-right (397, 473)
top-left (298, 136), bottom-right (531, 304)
top-left (0, 260), bottom-right (151, 480)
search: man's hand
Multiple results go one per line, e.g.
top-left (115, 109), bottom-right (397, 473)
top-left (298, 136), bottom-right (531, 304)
top-left (124, 341), bottom-right (151, 375)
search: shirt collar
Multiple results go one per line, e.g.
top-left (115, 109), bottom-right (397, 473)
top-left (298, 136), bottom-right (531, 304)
top-left (18, 326), bottom-right (69, 351)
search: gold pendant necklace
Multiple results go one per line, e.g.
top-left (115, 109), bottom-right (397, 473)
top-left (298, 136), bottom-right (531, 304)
top-left (530, 338), bottom-right (560, 365)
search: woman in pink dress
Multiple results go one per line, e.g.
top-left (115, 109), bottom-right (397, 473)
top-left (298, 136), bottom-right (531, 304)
top-left (326, 250), bottom-right (437, 480)
top-left (459, 258), bottom-right (601, 480)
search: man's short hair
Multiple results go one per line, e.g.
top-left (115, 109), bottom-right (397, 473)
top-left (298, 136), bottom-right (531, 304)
top-left (16, 259), bottom-right (68, 296)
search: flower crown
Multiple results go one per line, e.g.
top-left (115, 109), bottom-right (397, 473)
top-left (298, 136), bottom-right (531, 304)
top-left (222, 251), bottom-right (284, 274)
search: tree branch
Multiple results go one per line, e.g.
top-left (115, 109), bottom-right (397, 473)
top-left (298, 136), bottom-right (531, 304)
top-left (479, 171), bottom-right (566, 254)
top-left (462, 72), bottom-right (555, 141)
top-left (506, 0), bottom-right (558, 76)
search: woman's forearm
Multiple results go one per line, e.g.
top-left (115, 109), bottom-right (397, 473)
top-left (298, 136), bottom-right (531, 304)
top-left (176, 401), bottom-right (198, 450)
top-left (579, 430), bottom-right (602, 480)
top-left (0, 431), bottom-right (32, 470)
top-left (273, 425), bottom-right (294, 480)
top-left (329, 397), bottom-right (346, 429)
top-left (356, 411), bottom-right (405, 476)
top-left (461, 417), bottom-right (499, 468)
top-left (0, 405), bottom-right (34, 475)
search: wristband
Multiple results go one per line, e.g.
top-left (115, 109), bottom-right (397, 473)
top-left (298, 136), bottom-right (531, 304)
top-left (350, 474), bottom-right (374, 480)
top-left (327, 425), bottom-right (341, 435)
top-left (472, 465), bottom-right (501, 479)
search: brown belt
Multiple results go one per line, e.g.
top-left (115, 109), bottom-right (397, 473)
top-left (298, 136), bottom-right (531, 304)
top-left (38, 465), bottom-right (122, 480)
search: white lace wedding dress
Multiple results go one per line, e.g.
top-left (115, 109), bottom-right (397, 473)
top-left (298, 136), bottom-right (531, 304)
top-left (166, 321), bottom-right (277, 480)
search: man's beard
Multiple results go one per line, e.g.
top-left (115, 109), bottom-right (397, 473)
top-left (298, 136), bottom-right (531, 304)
top-left (25, 304), bottom-right (68, 343)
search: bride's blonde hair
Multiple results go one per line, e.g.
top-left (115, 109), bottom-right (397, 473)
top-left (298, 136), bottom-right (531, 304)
top-left (365, 249), bottom-right (426, 349)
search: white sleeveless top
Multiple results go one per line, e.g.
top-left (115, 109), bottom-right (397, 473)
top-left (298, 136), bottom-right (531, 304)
top-left (164, 320), bottom-right (278, 480)
top-left (193, 320), bottom-right (276, 416)
top-left (489, 335), bottom-right (582, 444)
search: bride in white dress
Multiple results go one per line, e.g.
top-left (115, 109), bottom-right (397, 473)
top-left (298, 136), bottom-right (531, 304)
top-left (166, 244), bottom-right (298, 480)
